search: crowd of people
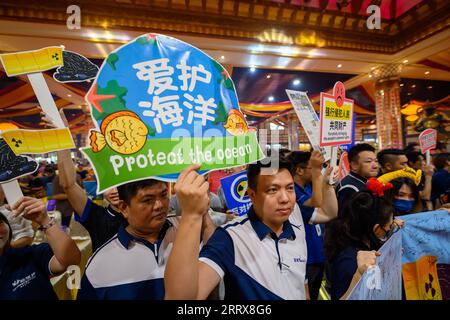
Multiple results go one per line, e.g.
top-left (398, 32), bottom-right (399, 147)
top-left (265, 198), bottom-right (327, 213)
top-left (0, 138), bottom-right (449, 300)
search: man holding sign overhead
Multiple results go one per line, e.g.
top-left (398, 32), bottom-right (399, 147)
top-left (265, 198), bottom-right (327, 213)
top-left (73, 33), bottom-right (260, 300)
top-left (166, 157), bottom-right (312, 300)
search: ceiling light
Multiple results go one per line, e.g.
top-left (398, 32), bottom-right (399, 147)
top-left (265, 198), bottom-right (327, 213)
top-left (268, 96), bottom-right (274, 102)
top-left (293, 79), bottom-right (300, 85)
top-left (220, 55), bottom-right (225, 60)
top-left (411, 84), bottom-right (416, 88)
top-left (427, 86), bottom-right (433, 89)
top-left (67, 94), bottom-right (72, 97)
top-left (266, 75), bottom-right (271, 79)
top-left (371, 67), bottom-right (376, 71)
top-left (369, 74), bottom-right (372, 78)
top-left (337, 64), bottom-right (342, 68)
top-left (250, 66), bottom-right (256, 72)
top-left (403, 59), bottom-right (408, 64)
top-left (400, 83), bottom-right (404, 87)
top-left (425, 71), bottom-right (430, 75)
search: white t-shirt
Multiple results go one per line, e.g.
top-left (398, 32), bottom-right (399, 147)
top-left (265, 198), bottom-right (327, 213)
top-left (0, 205), bottom-right (35, 242)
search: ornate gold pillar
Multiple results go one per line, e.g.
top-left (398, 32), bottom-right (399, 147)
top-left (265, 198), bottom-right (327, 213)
top-left (288, 114), bottom-right (299, 151)
top-left (371, 64), bottom-right (404, 149)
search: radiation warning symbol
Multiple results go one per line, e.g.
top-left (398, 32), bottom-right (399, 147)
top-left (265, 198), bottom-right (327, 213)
top-left (230, 173), bottom-right (251, 203)
top-left (424, 273), bottom-right (437, 299)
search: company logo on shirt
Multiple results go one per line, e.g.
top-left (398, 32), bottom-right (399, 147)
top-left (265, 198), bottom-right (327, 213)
top-left (12, 272), bottom-right (36, 292)
top-left (293, 257), bottom-right (306, 263)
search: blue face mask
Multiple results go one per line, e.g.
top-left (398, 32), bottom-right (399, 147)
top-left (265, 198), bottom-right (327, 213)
top-left (393, 199), bottom-right (414, 214)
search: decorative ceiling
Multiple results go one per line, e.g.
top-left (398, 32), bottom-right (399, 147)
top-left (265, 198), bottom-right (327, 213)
top-left (269, 0), bottom-right (424, 20)
top-left (1, 0), bottom-right (449, 53)
top-left (0, 0), bottom-right (449, 133)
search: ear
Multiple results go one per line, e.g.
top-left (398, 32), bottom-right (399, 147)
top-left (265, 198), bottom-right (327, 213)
top-left (247, 187), bottom-right (256, 204)
top-left (295, 167), bottom-right (303, 177)
top-left (385, 163), bottom-right (393, 172)
top-left (350, 161), bottom-right (359, 172)
top-left (118, 200), bottom-right (129, 219)
top-left (372, 224), bottom-right (384, 238)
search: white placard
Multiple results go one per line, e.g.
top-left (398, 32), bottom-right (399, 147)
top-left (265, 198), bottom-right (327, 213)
top-left (319, 82), bottom-right (354, 147)
top-left (286, 90), bottom-right (331, 161)
top-left (0, 181), bottom-right (23, 207)
top-left (28, 72), bottom-right (65, 128)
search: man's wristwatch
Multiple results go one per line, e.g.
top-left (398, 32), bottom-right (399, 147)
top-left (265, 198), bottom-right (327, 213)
top-left (38, 217), bottom-right (56, 231)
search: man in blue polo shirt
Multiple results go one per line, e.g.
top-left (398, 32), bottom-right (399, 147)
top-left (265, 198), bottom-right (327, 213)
top-left (165, 157), bottom-right (322, 300)
top-left (337, 143), bottom-right (379, 211)
top-left (289, 150), bottom-right (338, 300)
top-left (77, 176), bottom-right (216, 300)
top-left (57, 149), bottom-right (126, 252)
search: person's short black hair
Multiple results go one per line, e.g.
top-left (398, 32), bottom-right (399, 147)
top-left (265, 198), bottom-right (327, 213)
top-left (278, 148), bottom-right (292, 158)
top-left (44, 166), bottom-right (55, 174)
top-left (404, 142), bottom-right (419, 154)
top-left (0, 212), bottom-right (12, 250)
top-left (117, 179), bottom-right (165, 205)
top-left (406, 151), bottom-right (424, 165)
top-left (433, 153), bottom-right (450, 170)
top-left (377, 149), bottom-right (406, 167)
top-left (247, 156), bottom-right (294, 191)
top-left (348, 143), bottom-right (375, 163)
top-left (436, 142), bottom-right (448, 152)
top-left (288, 151), bottom-right (311, 168)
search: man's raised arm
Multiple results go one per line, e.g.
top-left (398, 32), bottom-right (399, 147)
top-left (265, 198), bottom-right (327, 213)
top-left (57, 150), bottom-right (87, 216)
top-left (165, 164), bottom-right (220, 300)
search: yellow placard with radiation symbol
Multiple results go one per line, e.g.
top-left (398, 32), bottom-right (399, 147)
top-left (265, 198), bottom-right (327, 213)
top-left (0, 46), bottom-right (63, 76)
top-left (402, 255), bottom-right (443, 300)
top-left (1, 128), bottom-right (75, 155)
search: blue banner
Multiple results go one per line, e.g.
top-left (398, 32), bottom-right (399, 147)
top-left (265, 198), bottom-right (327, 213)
top-left (400, 210), bottom-right (450, 264)
top-left (347, 232), bottom-right (402, 300)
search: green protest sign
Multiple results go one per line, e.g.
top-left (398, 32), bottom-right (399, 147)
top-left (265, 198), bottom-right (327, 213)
top-left (81, 34), bottom-right (263, 192)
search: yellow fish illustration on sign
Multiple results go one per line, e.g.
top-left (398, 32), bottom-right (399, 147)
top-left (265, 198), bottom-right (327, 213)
top-left (90, 111), bottom-right (148, 155)
top-left (223, 109), bottom-right (255, 136)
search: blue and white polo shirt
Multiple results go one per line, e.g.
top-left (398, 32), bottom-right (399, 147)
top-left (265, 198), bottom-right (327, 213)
top-left (199, 204), bottom-right (308, 300)
top-left (77, 216), bottom-right (179, 300)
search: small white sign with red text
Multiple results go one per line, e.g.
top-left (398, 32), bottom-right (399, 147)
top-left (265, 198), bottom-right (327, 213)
top-left (419, 129), bottom-right (437, 154)
top-left (319, 82), bottom-right (354, 147)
